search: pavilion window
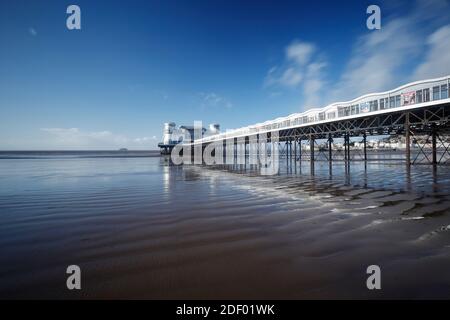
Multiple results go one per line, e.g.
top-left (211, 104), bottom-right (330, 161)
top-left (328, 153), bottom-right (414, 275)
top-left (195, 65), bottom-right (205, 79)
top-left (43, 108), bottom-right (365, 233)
top-left (360, 102), bottom-right (369, 113)
top-left (423, 88), bottom-right (430, 102)
top-left (344, 106), bottom-right (350, 116)
top-left (441, 84), bottom-right (448, 99)
top-left (369, 100), bottom-right (378, 111)
top-left (416, 90), bottom-right (423, 103)
top-left (395, 95), bottom-right (401, 107)
top-left (433, 86), bottom-right (440, 100)
top-left (389, 97), bottom-right (395, 108)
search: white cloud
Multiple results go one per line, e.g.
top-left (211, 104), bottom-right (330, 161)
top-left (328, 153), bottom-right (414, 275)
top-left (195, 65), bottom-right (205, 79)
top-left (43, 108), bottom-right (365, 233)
top-left (279, 67), bottom-right (303, 87)
top-left (303, 61), bottom-right (327, 107)
top-left (264, 40), bottom-right (326, 108)
top-left (41, 128), bottom-right (157, 150)
top-left (264, 66), bottom-right (279, 87)
top-left (199, 92), bottom-right (232, 109)
top-left (28, 27), bottom-right (37, 36)
top-left (264, 41), bottom-right (316, 89)
top-left (286, 41), bottom-right (315, 66)
top-left (412, 24), bottom-right (450, 80)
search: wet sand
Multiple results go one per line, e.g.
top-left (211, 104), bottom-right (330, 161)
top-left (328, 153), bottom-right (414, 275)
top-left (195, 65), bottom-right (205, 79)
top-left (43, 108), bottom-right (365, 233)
top-left (0, 153), bottom-right (449, 299)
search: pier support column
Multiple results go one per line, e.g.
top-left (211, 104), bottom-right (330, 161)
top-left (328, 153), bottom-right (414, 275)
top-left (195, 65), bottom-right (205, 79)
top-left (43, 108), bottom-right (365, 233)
top-left (405, 112), bottom-right (411, 166)
top-left (291, 139), bottom-right (295, 159)
top-left (293, 138), bottom-right (297, 172)
top-left (294, 138), bottom-right (297, 162)
top-left (299, 139), bottom-right (302, 162)
top-left (343, 134), bottom-right (348, 161)
top-left (289, 139), bottom-right (293, 165)
top-left (270, 140), bottom-right (274, 161)
top-left (363, 132), bottom-right (367, 161)
top-left (236, 142), bottom-right (239, 168)
top-left (310, 135), bottom-right (315, 174)
top-left (432, 125), bottom-right (437, 165)
top-left (289, 139), bottom-right (293, 172)
top-left (290, 139), bottom-right (293, 160)
top-left (275, 141), bottom-right (279, 160)
top-left (256, 134), bottom-right (259, 168)
top-left (328, 134), bottom-right (333, 163)
top-left (222, 140), bottom-right (226, 165)
top-left (288, 139), bottom-right (291, 160)
top-left (244, 138), bottom-right (248, 169)
top-left (285, 141), bottom-right (289, 167)
top-left (347, 134), bottom-right (351, 161)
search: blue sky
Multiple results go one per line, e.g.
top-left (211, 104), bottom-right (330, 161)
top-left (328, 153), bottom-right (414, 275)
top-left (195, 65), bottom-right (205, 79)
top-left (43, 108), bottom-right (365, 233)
top-left (1, 0), bottom-right (450, 150)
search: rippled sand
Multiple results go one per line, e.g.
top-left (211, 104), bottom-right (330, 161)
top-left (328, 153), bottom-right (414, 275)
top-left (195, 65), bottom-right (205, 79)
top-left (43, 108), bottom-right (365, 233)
top-left (0, 155), bottom-right (450, 299)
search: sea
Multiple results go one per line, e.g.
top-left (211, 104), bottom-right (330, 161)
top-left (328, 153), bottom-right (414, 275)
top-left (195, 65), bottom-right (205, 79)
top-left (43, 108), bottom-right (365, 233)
top-left (0, 150), bottom-right (449, 299)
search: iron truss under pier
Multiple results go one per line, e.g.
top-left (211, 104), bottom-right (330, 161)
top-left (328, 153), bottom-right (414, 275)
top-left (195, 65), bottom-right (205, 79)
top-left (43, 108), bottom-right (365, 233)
top-left (274, 103), bottom-right (450, 165)
top-left (188, 76), bottom-right (450, 166)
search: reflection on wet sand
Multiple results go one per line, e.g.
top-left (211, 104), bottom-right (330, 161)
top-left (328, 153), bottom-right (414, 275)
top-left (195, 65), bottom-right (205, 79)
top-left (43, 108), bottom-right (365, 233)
top-left (0, 155), bottom-right (449, 299)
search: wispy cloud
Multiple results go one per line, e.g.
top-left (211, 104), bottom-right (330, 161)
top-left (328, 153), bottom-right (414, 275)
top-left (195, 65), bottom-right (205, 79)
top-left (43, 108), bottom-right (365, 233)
top-left (286, 41), bottom-right (315, 66)
top-left (199, 92), bottom-right (233, 109)
top-left (28, 27), bottom-right (37, 36)
top-left (41, 128), bottom-right (157, 149)
top-left (264, 40), bottom-right (326, 108)
top-left (412, 24), bottom-right (450, 80)
top-left (303, 61), bottom-right (327, 107)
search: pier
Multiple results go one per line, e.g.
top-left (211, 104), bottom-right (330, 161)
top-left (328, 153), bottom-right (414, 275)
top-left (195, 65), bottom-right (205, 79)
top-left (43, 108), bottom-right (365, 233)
top-left (180, 76), bottom-right (450, 170)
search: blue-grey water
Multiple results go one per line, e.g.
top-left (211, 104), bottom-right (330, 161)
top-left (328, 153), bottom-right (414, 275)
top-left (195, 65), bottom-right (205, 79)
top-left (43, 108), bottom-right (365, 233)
top-left (0, 151), bottom-right (450, 299)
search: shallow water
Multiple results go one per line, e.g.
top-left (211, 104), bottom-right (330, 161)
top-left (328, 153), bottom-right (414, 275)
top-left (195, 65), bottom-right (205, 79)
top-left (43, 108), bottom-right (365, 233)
top-left (0, 152), bottom-right (450, 299)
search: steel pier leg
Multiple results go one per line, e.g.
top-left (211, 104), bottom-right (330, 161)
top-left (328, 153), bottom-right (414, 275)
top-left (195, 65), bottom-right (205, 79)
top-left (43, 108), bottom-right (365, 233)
top-left (245, 140), bottom-right (248, 169)
top-left (328, 134), bottom-right (332, 163)
top-left (344, 134), bottom-right (348, 161)
top-left (299, 139), bottom-right (302, 162)
top-left (347, 134), bottom-right (351, 161)
top-left (405, 113), bottom-right (411, 166)
top-left (432, 126), bottom-right (437, 165)
top-left (285, 141), bottom-right (288, 167)
top-left (310, 135), bottom-right (315, 173)
top-left (363, 132), bottom-right (367, 161)
top-left (294, 138), bottom-right (297, 162)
